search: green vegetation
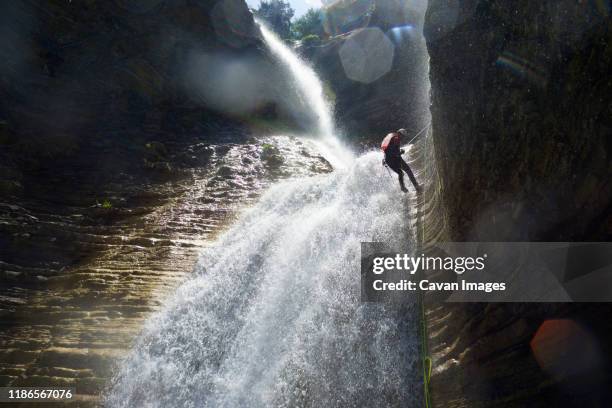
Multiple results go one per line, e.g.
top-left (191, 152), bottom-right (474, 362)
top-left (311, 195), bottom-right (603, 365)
top-left (260, 143), bottom-right (284, 168)
top-left (243, 113), bottom-right (299, 136)
top-left (291, 9), bottom-right (324, 40)
top-left (322, 81), bottom-right (336, 104)
top-left (254, 2), bottom-right (325, 42)
top-left (300, 34), bottom-right (321, 47)
top-left (254, 0), bottom-right (295, 39)
top-left (101, 199), bottom-right (113, 209)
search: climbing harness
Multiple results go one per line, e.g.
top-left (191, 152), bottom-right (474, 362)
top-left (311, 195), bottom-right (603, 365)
top-left (382, 159), bottom-right (393, 178)
top-left (381, 122), bottom-right (431, 175)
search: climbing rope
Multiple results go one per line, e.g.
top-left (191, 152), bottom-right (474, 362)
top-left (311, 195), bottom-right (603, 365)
top-left (416, 123), bottom-right (433, 408)
top-left (405, 121), bottom-right (432, 146)
top-left (381, 122), bottom-right (433, 407)
top-left (420, 289), bottom-right (432, 408)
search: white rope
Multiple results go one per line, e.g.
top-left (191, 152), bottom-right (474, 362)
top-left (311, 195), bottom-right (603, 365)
top-left (405, 121), bottom-right (432, 145)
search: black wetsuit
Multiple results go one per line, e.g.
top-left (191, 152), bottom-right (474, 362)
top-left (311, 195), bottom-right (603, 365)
top-left (384, 143), bottom-right (419, 191)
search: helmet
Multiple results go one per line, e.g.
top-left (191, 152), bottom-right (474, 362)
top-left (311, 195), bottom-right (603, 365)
top-left (397, 128), bottom-right (408, 137)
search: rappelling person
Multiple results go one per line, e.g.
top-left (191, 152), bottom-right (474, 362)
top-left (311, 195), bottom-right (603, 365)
top-left (381, 129), bottom-right (421, 193)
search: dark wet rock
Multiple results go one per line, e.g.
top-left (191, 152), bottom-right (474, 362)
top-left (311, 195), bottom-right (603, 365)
top-left (299, 0), bottom-right (430, 138)
top-left (261, 143), bottom-right (285, 168)
top-left (425, 0), bottom-right (611, 242)
top-left (215, 145), bottom-right (232, 156)
top-left (0, 180), bottom-right (23, 196)
top-left (2, 1), bottom-right (259, 144)
top-left (0, 0), bottom-right (310, 200)
top-left (216, 165), bottom-right (233, 177)
top-left (423, 2), bottom-right (612, 407)
top-left (143, 159), bottom-right (173, 174)
top-left (179, 144), bottom-right (214, 167)
top-left (0, 135), bottom-right (331, 401)
top-left (144, 141), bottom-right (169, 161)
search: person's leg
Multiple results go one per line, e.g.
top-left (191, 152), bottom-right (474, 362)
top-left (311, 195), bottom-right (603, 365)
top-left (397, 170), bottom-right (408, 192)
top-left (388, 161), bottom-right (408, 192)
top-left (400, 158), bottom-right (419, 190)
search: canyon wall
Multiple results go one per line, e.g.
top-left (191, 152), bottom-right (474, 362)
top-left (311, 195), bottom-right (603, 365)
top-left (0, 0), bottom-right (259, 153)
top-left (425, 0), bottom-right (611, 241)
top-left (0, 1), bottom-right (306, 402)
top-left (423, 1), bottom-right (611, 406)
top-left (0, 0), bottom-right (315, 201)
top-left (300, 0), bottom-right (431, 139)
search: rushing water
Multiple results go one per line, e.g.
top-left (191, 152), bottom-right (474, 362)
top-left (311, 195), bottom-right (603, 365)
top-left (108, 21), bottom-right (421, 408)
top-left (258, 24), bottom-right (335, 139)
top-left (257, 23), bottom-right (353, 169)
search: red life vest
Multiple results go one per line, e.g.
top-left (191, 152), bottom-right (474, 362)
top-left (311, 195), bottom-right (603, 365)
top-left (381, 132), bottom-right (400, 152)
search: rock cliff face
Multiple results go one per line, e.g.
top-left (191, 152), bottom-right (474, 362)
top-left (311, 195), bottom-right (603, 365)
top-left (0, 0), bottom-right (314, 195)
top-left (423, 1), bottom-right (611, 406)
top-left (0, 0), bottom-right (259, 152)
top-left (425, 0), bottom-right (611, 241)
top-left (0, 1), bottom-right (322, 402)
top-left (300, 0), bottom-right (430, 139)
top-left (0, 0), bottom-right (286, 301)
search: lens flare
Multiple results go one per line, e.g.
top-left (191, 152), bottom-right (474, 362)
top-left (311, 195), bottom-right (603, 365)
top-left (496, 51), bottom-right (548, 87)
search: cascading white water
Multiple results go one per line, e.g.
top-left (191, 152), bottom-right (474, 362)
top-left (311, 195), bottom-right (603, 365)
top-left (258, 24), bottom-right (334, 139)
top-left (107, 154), bottom-right (420, 407)
top-left (107, 21), bottom-right (421, 408)
top-left (257, 23), bottom-right (353, 168)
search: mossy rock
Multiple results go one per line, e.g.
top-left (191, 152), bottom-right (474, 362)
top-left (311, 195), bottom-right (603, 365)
top-left (144, 141), bottom-right (168, 161)
top-left (0, 120), bottom-right (12, 144)
top-left (0, 180), bottom-right (23, 196)
top-left (217, 166), bottom-right (233, 177)
top-left (261, 144), bottom-right (284, 167)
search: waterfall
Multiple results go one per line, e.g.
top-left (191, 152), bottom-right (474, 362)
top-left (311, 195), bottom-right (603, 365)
top-left (257, 22), bottom-right (353, 169)
top-left (258, 23), bottom-right (334, 139)
top-left (107, 20), bottom-right (422, 408)
top-left (106, 154), bottom-right (421, 407)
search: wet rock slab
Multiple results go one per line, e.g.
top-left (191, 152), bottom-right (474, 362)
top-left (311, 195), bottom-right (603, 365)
top-left (0, 134), bottom-right (331, 404)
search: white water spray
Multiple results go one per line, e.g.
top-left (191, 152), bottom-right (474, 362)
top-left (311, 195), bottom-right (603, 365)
top-left (258, 24), bottom-right (333, 138)
top-left (108, 23), bottom-right (422, 408)
top-left (107, 153), bottom-right (420, 407)
top-left (257, 23), bottom-right (353, 168)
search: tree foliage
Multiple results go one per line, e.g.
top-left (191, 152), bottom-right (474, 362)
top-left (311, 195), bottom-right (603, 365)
top-left (255, 0), bottom-right (295, 39)
top-left (300, 34), bottom-right (321, 46)
top-left (291, 8), bottom-right (324, 40)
